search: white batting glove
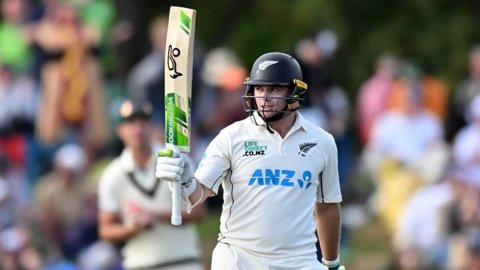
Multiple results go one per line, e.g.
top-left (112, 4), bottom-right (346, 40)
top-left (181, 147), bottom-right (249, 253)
top-left (155, 154), bottom-right (184, 182)
top-left (155, 151), bottom-right (196, 192)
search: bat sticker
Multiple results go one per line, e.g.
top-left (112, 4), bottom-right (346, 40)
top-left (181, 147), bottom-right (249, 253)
top-left (167, 45), bottom-right (183, 78)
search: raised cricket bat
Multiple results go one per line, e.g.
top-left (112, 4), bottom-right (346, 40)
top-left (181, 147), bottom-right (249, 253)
top-left (160, 6), bottom-right (196, 225)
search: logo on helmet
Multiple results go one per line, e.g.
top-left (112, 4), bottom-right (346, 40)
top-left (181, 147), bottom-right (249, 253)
top-left (256, 60), bottom-right (279, 74)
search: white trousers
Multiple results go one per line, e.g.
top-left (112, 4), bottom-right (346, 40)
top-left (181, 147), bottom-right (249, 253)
top-left (211, 242), bottom-right (328, 270)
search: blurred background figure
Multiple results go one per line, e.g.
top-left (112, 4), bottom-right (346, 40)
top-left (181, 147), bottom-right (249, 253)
top-left (127, 15), bottom-right (168, 125)
top-left (98, 99), bottom-right (204, 270)
top-left (0, 0), bottom-right (32, 75)
top-left (387, 61), bottom-right (449, 123)
top-left (33, 143), bottom-right (97, 264)
top-left (195, 47), bottom-right (246, 162)
top-left (361, 62), bottom-right (450, 243)
top-left (444, 95), bottom-right (480, 269)
top-left (294, 30), bottom-right (356, 263)
top-left (448, 45), bottom-right (480, 141)
top-left (356, 54), bottom-right (399, 146)
top-left (392, 170), bottom-right (456, 269)
top-left (0, 63), bottom-right (38, 190)
top-left (0, 225), bottom-right (43, 270)
top-left (27, 1), bottom-right (109, 152)
top-left (452, 95), bottom-right (480, 185)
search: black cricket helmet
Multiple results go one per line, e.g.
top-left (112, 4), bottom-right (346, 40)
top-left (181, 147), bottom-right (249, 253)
top-left (242, 52), bottom-right (308, 116)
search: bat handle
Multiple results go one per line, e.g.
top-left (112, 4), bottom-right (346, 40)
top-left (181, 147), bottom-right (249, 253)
top-left (171, 181), bottom-right (182, 225)
top-left (158, 149), bottom-right (183, 225)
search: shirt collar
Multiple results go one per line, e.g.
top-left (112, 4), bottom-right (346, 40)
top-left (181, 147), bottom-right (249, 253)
top-left (250, 111), bottom-right (310, 133)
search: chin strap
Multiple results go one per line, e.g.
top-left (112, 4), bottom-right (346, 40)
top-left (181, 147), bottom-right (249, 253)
top-left (259, 106), bottom-right (282, 134)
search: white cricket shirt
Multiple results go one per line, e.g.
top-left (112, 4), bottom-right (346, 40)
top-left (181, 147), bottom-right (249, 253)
top-left (98, 148), bottom-right (201, 269)
top-left (195, 112), bottom-right (342, 259)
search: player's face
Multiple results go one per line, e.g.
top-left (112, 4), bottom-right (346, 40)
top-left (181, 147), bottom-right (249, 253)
top-left (118, 118), bottom-right (151, 150)
top-left (253, 85), bottom-right (290, 118)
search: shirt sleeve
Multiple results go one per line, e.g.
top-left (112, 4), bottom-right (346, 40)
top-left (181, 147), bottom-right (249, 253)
top-left (98, 165), bottom-right (121, 213)
top-left (317, 134), bottom-right (342, 203)
top-left (194, 130), bottom-right (231, 195)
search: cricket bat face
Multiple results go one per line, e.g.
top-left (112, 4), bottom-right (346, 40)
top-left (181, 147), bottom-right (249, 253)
top-left (164, 6), bottom-right (196, 153)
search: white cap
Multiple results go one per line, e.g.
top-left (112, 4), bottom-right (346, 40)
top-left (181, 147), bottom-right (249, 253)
top-left (54, 144), bottom-right (87, 173)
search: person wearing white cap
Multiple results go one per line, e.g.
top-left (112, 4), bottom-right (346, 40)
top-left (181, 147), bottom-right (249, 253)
top-left (98, 99), bottom-right (204, 270)
top-left (33, 143), bottom-right (95, 260)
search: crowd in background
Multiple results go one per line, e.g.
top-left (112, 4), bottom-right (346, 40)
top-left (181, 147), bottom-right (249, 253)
top-left (0, 0), bottom-right (480, 269)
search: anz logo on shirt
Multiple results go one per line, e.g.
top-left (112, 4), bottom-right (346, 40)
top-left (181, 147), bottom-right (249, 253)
top-left (247, 169), bottom-right (313, 189)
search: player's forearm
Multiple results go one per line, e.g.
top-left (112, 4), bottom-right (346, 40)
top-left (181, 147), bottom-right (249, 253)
top-left (188, 178), bottom-right (214, 207)
top-left (182, 203), bottom-right (206, 222)
top-left (315, 203), bottom-right (341, 261)
top-left (99, 223), bottom-right (137, 243)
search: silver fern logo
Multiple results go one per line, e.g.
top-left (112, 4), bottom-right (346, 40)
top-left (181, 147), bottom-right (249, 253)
top-left (257, 60), bottom-right (278, 74)
top-left (298, 142), bottom-right (317, 157)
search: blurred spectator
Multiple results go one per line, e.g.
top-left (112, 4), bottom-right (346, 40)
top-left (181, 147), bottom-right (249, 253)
top-left (452, 95), bottom-right (480, 184)
top-left (78, 0), bottom-right (116, 76)
top-left (295, 34), bottom-right (353, 192)
top-left (0, 225), bottom-right (43, 270)
top-left (0, 153), bottom-right (31, 229)
top-left (393, 175), bottom-right (455, 269)
top-left (356, 54), bottom-right (399, 146)
top-left (440, 168), bottom-right (480, 269)
top-left (362, 64), bottom-right (449, 236)
top-left (126, 15), bottom-right (168, 125)
top-left (197, 47), bottom-right (244, 143)
top-left (295, 33), bottom-right (355, 263)
top-left (0, 226), bottom-right (43, 268)
top-left (98, 99), bottom-right (204, 270)
top-left (387, 62), bottom-right (449, 122)
top-left (295, 37), bottom-right (329, 129)
top-left (26, 2), bottom-right (109, 151)
top-left (0, 0), bottom-right (32, 75)
top-left (33, 143), bottom-right (97, 262)
top-left (0, 63), bottom-right (38, 171)
top-left (448, 45), bottom-right (480, 141)
top-left (446, 96), bottom-right (480, 269)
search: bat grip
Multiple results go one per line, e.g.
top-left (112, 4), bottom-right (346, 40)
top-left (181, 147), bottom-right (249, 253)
top-left (171, 181), bottom-right (182, 225)
top-left (158, 149), bottom-right (183, 225)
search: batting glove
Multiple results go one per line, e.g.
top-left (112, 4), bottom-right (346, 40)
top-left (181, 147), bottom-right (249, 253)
top-left (155, 151), bottom-right (196, 193)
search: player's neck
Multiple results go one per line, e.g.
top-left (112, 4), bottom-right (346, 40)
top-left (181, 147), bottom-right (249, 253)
top-left (131, 145), bottom-right (152, 169)
top-left (270, 112), bottom-right (296, 138)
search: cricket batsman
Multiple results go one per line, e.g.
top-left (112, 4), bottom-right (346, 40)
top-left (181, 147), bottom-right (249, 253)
top-left (156, 52), bottom-right (345, 270)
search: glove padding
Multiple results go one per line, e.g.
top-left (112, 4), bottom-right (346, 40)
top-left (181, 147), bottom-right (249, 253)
top-left (156, 153), bottom-right (193, 184)
top-left (155, 151), bottom-right (198, 213)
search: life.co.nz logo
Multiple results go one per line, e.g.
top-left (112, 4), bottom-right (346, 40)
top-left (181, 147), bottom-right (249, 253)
top-left (243, 141), bottom-right (268, 156)
top-left (247, 169), bottom-right (313, 189)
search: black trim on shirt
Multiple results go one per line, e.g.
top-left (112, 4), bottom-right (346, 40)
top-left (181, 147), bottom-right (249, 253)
top-left (127, 171), bottom-right (160, 198)
top-left (224, 169), bottom-right (234, 230)
top-left (319, 171), bottom-right (325, 203)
